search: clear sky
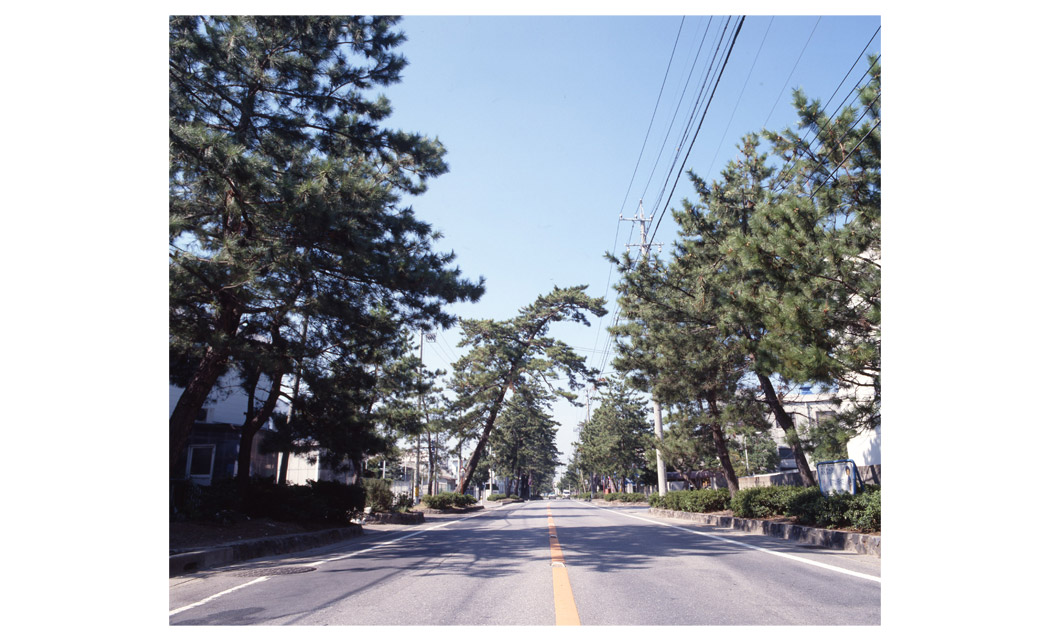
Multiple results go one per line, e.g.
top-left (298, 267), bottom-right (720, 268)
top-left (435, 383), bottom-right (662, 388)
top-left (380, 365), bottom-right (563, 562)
top-left (375, 14), bottom-right (882, 468)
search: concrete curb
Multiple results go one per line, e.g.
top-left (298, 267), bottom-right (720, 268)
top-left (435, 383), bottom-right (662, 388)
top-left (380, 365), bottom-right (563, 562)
top-left (363, 511), bottom-right (425, 525)
top-left (169, 524), bottom-right (364, 576)
top-left (648, 507), bottom-right (881, 557)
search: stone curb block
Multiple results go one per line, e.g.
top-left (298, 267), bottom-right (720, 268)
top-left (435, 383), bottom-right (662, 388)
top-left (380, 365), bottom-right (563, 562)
top-left (169, 524), bottom-right (364, 576)
top-left (648, 507), bottom-right (880, 558)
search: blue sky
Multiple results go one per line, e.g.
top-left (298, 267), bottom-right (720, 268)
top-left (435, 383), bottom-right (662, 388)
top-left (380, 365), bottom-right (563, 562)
top-left (375, 14), bottom-right (881, 465)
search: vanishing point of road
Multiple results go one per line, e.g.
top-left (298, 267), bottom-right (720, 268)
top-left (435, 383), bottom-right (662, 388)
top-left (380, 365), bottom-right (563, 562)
top-left (169, 499), bottom-right (880, 625)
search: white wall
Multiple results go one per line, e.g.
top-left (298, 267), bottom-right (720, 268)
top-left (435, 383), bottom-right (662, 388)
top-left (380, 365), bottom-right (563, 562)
top-left (169, 370), bottom-right (289, 425)
top-left (283, 452), bottom-right (320, 485)
top-left (847, 424), bottom-right (881, 466)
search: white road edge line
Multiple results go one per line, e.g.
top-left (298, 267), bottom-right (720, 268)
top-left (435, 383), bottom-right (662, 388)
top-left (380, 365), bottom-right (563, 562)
top-left (306, 503), bottom-right (506, 567)
top-left (169, 502), bottom-right (510, 618)
top-left (169, 576), bottom-right (270, 616)
top-left (584, 502), bottom-right (881, 583)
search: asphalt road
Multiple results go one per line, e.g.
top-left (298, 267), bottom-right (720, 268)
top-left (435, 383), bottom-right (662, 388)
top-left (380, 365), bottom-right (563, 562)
top-left (169, 499), bottom-right (880, 625)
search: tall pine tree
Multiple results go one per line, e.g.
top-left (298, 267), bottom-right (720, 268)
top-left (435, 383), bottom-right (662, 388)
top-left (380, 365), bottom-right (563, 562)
top-left (169, 16), bottom-right (484, 473)
top-left (450, 285), bottom-right (605, 493)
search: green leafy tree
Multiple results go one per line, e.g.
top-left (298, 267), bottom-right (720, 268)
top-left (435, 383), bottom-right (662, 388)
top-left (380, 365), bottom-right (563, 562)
top-left (450, 285), bottom-right (606, 493)
top-left (169, 16), bottom-right (484, 472)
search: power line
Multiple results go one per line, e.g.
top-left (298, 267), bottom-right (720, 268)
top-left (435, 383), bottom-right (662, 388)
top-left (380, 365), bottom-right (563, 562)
top-left (648, 15), bottom-right (747, 247)
top-left (616, 16), bottom-right (686, 217)
top-left (811, 117), bottom-right (881, 194)
top-left (594, 17), bottom-right (688, 378)
top-left (645, 16), bottom-right (733, 222)
top-left (761, 16), bottom-right (822, 130)
top-left (638, 16), bottom-right (716, 208)
top-left (703, 15), bottom-right (775, 178)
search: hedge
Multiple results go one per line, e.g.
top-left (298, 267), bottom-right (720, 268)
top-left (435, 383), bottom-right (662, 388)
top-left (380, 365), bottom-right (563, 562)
top-left (170, 477), bottom-right (365, 525)
top-left (421, 492), bottom-right (478, 510)
top-left (651, 486), bottom-right (880, 533)
top-left (598, 492), bottom-right (649, 503)
top-left (649, 489), bottom-right (731, 513)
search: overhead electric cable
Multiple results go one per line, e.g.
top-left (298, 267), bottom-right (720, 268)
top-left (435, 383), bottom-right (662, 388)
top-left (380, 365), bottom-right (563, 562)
top-left (648, 15), bottom-right (746, 247)
top-left (703, 16), bottom-right (775, 178)
top-left (761, 16), bottom-right (822, 130)
top-left (772, 54), bottom-right (881, 193)
top-left (639, 16), bottom-right (716, 207)
top-left (644, 16), bottom-right (734, 233)
top-left (811, 117), bottom-right (881, 193)
top-left (616, 16), bottom-right (686, 216)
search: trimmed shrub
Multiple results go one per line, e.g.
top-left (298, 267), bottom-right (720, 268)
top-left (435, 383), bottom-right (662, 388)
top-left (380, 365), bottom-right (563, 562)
top-left (730, 486), bottom-right (810, 519)
top-left (653, 484), bottom-right (880, 533)
top-left (650, 489), bottom-right (731, 513)
top-left (363, 478), bottom-right (394, 513)
top-left (602, 492), bottom-right (649, 503)
top-left (393, 492), bottom-right (414, 512)
top-left (452, 493), bottom-right (477, 508)
top-left (844, 488), bottom-right (881, 533)
top-left (486, 493), bottom-right (507, 501)
top-left (422, 492), bottom-right (478, 510)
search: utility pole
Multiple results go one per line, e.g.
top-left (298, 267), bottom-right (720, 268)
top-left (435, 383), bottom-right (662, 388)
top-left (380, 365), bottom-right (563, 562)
top-left (622, 201), bottom-right (668, 497)
top-left (415, 329), bottom-right (436, 503)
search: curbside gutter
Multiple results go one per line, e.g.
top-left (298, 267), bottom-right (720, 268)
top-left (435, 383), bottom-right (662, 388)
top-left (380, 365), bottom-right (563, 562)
top-left (647, 507), bottom-right (880, 557)
top-left (169, 524), bottom-right (365, 576)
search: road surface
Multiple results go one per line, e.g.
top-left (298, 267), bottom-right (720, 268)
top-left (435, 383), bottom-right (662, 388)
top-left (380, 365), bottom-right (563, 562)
top-left (169, 499), bottom-right (880, 625)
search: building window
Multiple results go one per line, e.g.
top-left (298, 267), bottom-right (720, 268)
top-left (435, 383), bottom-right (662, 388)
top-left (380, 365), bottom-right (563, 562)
top-left (187, 445), bottom-right (215, 481)
top-left (816, 410), bottom-right (836, 426)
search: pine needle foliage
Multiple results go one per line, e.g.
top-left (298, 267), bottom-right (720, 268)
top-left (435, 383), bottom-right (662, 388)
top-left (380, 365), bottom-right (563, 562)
top-left (169, 16), bottom-right (484, 472)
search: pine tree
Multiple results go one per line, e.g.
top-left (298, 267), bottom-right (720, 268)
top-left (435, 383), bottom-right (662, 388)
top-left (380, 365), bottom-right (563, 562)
top-left (490, 381), bottom-right (561, 500)
top-left (169, 16), bottom-right (484, 472)
top-left (757, 57), bottom-right (881, 432)
top-left (576, 377), bottom-right (653, 492)
top-left (450, 285), bottom-right (606, 493)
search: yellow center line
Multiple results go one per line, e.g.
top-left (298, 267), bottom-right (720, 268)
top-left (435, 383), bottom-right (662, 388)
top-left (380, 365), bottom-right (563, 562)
top-left (546, 504), bottom-right (581, 625)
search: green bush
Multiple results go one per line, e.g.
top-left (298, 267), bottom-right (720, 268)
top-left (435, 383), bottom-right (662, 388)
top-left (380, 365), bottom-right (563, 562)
top-left (452, 493), bottom-right (477, 507)
top-left (363, 478), bottom-right (394, 512)
top-left (650, 489), bottom-right (731, 513)
top-left (652, 484), bottom-right (880, 533)
top-left (486, 493), bottom-right (507, 501)
top-left (843, 488), bottom-right (881, 533)
top-left (421, 492), bottom-right (477, 510)
top-left (172, 478), bottom-right (367, 525)
top-left (730, 486), bottom-right (810, 519)
top-left (170, 478), bottom-right (205, 520)
top-left (602, 492), bottom-right (649, 503)
top-left (393, 492), bottom-right (414, 512)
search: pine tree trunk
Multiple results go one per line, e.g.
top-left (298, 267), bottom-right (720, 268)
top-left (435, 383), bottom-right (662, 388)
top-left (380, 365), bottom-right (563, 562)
top-left (756, 372), bottom-right (816, 486)
top-left (277, 451), bottom-right (290, 485)
top-left (705, 393), bottom-right (740, 496)
top-left (236, 368), bottom-right (285, 492)
top-left (169, 346), bottom-right (230, 474)
top-left (455, 389), bottom-right (510, 494)
top-left (169, 298), bottom-right (242, 474)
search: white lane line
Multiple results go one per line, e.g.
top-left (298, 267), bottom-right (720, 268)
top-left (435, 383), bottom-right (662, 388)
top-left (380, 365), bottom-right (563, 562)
top-left (169, 576), bottom-right (270, 617)
top-left (306, 503), bottom-right (505, 567)
top-left (585, 503), bottom-right (881, 583)
top-left (169, 503), bottom-right (510, 618)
